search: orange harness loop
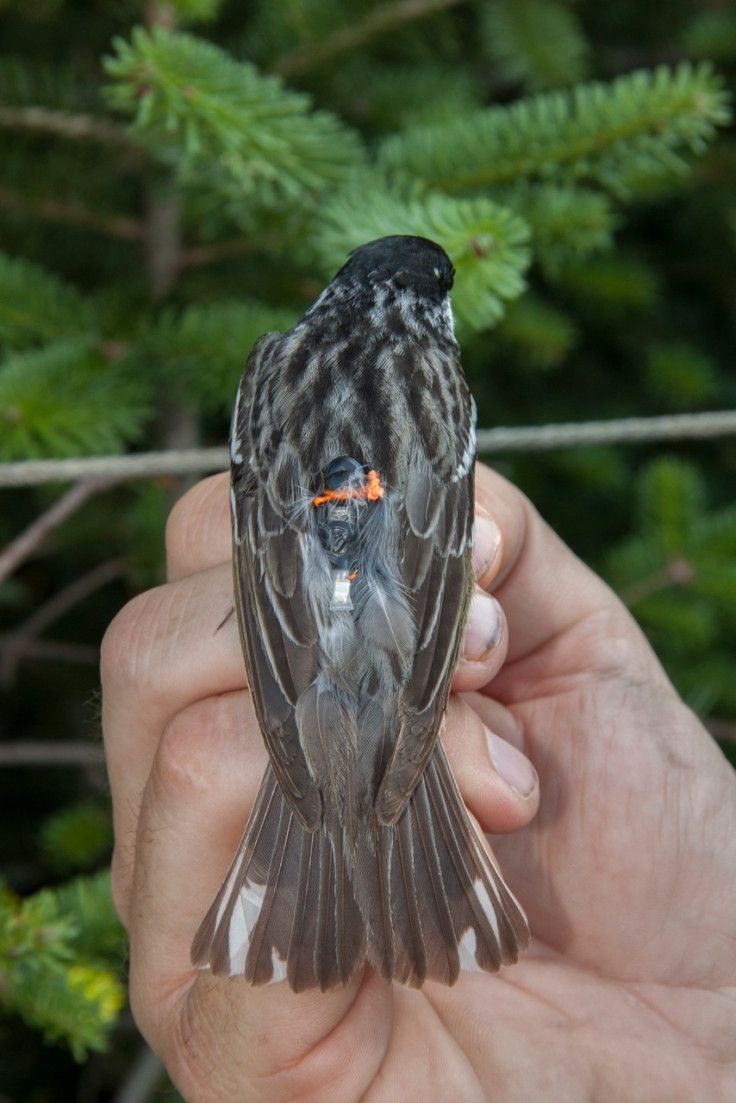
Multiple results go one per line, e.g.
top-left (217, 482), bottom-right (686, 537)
top-left (312, 469), bottom-right (385, 508)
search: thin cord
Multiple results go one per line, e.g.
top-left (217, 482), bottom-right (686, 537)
top-left (0, 409), bottom-right (735, 488)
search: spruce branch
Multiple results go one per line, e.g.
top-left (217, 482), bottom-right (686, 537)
top-left (0, 875), bottom-right (125, 1061)
top-left (165, 0), bottom-right (225, 24)
top-left (496, 182), bottom-right (616, 272)
top-left (104, 27), bottom-right (365, 205)
top-left (0, 251), bottom-right (96, 347)
top-left (0, 340), bottom-right (151, 461)
top-left (557, 253), bottom-right (660, 307)
top-left (274, 0), bottom-right (467, 77)
top-left (481, 0), bottom-right (591, 92)
top-left (40, 803), bottom-right (114, 873)
top-left (134, 298), bottom-right (296, 411)
top-left (495, 294), bottom-right (578, 369)
top-left (618, 557), bottom-right (695, 606)
top-left (314, 187), bottom-right (530, 328)
top-left (377, 61), bottom-right (731, 196)
top-left (636, 456), bottom-right (705, 556)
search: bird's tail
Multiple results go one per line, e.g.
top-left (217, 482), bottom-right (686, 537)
top-left (353, 740), bottom-right (529, 986)
top-left (191, 745), bottom-right (528, 991)
top-left (190, 765), bottom-right (366, 992)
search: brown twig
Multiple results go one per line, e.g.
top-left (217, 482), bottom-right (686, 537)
top-left (180, 235), bottom-right (257, 270)
top-left (0, 636), bottom-right (99, 666)
top-left (0, 741), bottom-right (105, 767)
top-left (0, 478), bottom-right (114, 583)
top-left (0, 187), bottom-right (144, 240)
top-left (706, 718), bottom-right (736, 744)
top-left (0, 105), bottom-right (135, 147)
top-left (0, 557), bottom-right (125, 687)
top-left (111, 1046), bottom-right (166, 1103)
top-left (275, 0), bottom-right (467, 77)
top-left (618, 557), bottom-right (695, 607)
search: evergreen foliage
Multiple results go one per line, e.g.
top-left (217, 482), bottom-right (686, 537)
top-left (40, 801), bottom-right (114, 873)
top-left (0, 251), bottom-right (96, 347)
top-left (0, 872), bottom-right (125, 1061)
top-left (480, 0), bottom-right (591, 92)
top-left (314, 188), bottom-right (531, 327)
top-left (0, 1), bottom-right (734, 1096)
top-left (104, 28), bottom-right (365, 208)
top-left (377, 61), bottom-right (729, 194)
top-left (0, 340), bottom-right (150, 460)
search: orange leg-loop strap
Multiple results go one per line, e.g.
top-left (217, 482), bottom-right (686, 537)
top-left (313, 470), bottom-right (385, 508)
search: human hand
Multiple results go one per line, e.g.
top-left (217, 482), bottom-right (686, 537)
top-left (101, 462), bottom-right (736, 1101)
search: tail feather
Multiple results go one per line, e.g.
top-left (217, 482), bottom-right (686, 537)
top-left (362, 740), bottom-right (527, 985)
top-left (426, 740), bottom-right (528, 970)
top-left (191, 765), bottom-right (366, 990)
top-left (192, 745), bottom-right (528, 990)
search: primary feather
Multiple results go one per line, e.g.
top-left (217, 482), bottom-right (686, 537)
top-left (191, 235), bottom-right (529, 990)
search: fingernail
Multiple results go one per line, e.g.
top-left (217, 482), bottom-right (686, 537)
top-left (463, 591), bottom-right (502, 662)
top-left (472, 515), bottom-right (501, 581)
top-left (486, 730), bottom-right (537, 798)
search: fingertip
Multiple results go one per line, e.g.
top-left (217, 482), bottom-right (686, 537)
top-left (485, 729), bottom-right (539, 804)
top-left (472, 512), bottom-right (502, 589)
top-left (444, 700), bottom-right (538, 834)
top-left (166, 472), bottom-right (231, 581)
top-left (453, 590), bottom-right (508, 692)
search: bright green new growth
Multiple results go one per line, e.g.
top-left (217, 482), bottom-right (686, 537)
top-left (0, 872), bottom-right (125, 1061)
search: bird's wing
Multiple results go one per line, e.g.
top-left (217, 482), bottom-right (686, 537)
top-left (230, 333), bottom-right (322, 832)
top-left (376, 368), bottom-right (476, 826)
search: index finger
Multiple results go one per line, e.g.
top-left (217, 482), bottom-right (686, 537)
top-left (166, 472), bottom-right (231, 581)
top-left (474, 464), bottom-right (665, 683)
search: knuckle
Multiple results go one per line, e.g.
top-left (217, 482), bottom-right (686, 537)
top-left (152, 693), bottom-right (262, 820)
top-left (154, 703), bottom-right (215, 802)
top-left (100, 585), bottom-right (171, 694)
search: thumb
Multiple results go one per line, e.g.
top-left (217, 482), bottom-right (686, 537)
top-left (127, 689), bottom-right (390, 1101)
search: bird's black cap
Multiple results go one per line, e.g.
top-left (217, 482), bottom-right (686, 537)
top-left (341, 235), bottom-right (455, 299)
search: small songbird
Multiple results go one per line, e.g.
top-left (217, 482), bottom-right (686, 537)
top-left (191, 235), bottom-right (529, 991)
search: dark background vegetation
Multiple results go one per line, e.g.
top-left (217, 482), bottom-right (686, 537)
top-left (0, 0), bottom-right (734, 1099)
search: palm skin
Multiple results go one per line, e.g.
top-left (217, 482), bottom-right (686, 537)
top-left (101, 462), bottom-right (736, 1102)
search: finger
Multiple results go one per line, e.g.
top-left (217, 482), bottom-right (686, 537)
top-left (166, 473), bottom-right (231, 582)
top-left (127, 695), bottom-right (390, 1100)
top-left (101, 564), bottom-right (246, 920)
top-left (443, 696), bottom-right (538, 834)
top-left (474, 463), bottom-right (666, 682)
top-left (453, 589), bottom-right (508, 692)
top-left (472, 511), bottom-right (503, 590)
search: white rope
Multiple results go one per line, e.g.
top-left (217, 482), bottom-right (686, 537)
top-left (475, 409), bottom-right (736, 452)
top-left (0, 409), bottom-right (735, 488)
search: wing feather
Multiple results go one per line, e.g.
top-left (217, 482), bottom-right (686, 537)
top-left (230, 335), bottom-right (322, 832)
top-left (378, 350), bottom-right (476, 825)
